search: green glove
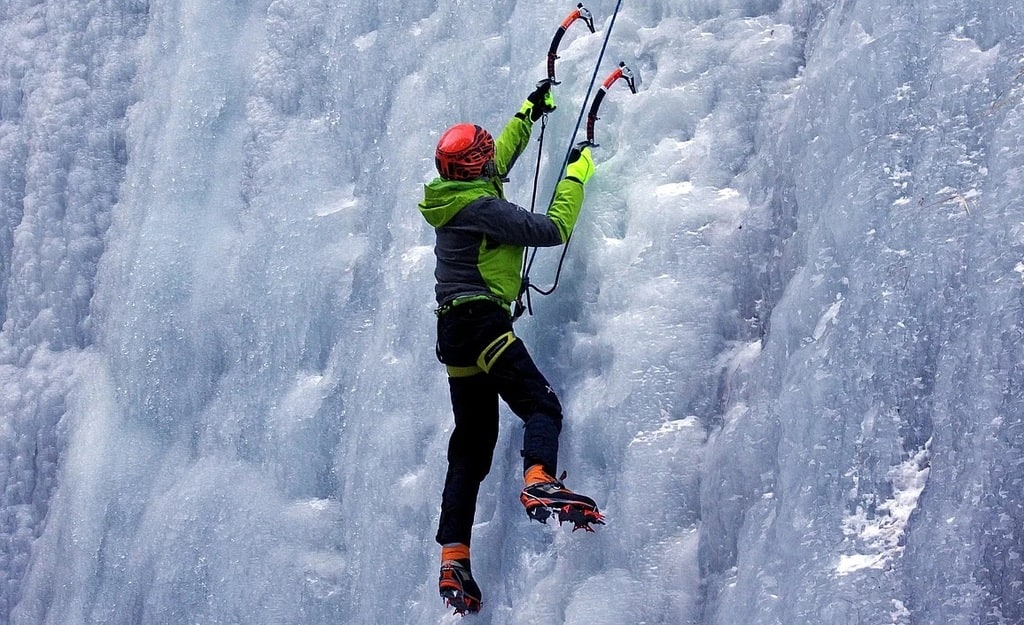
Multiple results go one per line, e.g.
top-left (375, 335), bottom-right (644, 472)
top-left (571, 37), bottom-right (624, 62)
top-left (565, 145), bottom-right (594, 184)
top-left (519, 82), bottom-right (556, 122)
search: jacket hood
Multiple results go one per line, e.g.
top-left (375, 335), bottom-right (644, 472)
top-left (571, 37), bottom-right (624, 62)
top-left (418, 177), bottom-right (502, 228)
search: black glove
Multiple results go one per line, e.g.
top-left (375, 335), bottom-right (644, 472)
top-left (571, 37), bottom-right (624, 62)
top-left (520, 81), bottom-right (557, 121)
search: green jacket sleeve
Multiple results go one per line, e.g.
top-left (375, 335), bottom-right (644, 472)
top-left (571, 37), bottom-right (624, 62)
top-left (546, 178), bottom-right (585, 243)
top-left (493, 114), bottom-right (533, 177)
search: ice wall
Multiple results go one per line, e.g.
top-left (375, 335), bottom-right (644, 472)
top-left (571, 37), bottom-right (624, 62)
top-left (702, 2), bottom-right (1024, 624)
top-left (1, 0), bottom-right (148, 619)
top-left (1, 0), bottom-right (1022, 624)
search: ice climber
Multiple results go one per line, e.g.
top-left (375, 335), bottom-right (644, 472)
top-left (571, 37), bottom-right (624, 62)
top-left (418, 82), bottom-right (602, 615)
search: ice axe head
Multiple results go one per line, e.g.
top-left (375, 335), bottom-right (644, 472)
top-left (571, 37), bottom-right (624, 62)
top-left (619, 63), bottom-right (640, 94)
top-left (575, 4), bottom-right (596, 33)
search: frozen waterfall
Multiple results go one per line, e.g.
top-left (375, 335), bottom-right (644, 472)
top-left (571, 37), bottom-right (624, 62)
top-left (1, 1), bottom-right (1022, 624)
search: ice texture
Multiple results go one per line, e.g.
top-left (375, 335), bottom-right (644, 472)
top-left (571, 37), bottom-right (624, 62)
top-left (1, 0), bottom-right (1022, 624)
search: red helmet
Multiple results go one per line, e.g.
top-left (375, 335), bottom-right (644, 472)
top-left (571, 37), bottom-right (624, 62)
top-left (435, 123), bottom-right (495, 180)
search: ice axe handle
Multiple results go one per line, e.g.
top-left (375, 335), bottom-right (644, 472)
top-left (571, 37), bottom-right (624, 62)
top-left (547, 4), bottom-right (596, 83)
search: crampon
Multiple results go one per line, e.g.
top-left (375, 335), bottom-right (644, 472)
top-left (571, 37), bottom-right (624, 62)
top-left (523, 501), bottom-right (606, 532)
top-left (440, 589), bottom-right (481, 617)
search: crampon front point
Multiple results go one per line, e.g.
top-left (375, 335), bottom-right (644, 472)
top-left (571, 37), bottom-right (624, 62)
top-left (440, 589), bottom-right (481, 616)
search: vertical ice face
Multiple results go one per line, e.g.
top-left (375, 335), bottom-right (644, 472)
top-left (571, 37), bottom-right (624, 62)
top-left (1, 1), bottom-right (1023, 624)
top-left (0, 1), bottom-right (148, 619)
top-left (702, 2), bottom-right (1024, 624)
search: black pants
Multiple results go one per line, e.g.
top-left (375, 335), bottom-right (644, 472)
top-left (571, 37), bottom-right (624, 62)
top-left (434, 300), bottom-right (563, 547)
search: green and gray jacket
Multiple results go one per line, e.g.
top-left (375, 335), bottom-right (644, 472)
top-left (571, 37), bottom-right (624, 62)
top-left (419, 114), bottom-right (585, 308)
